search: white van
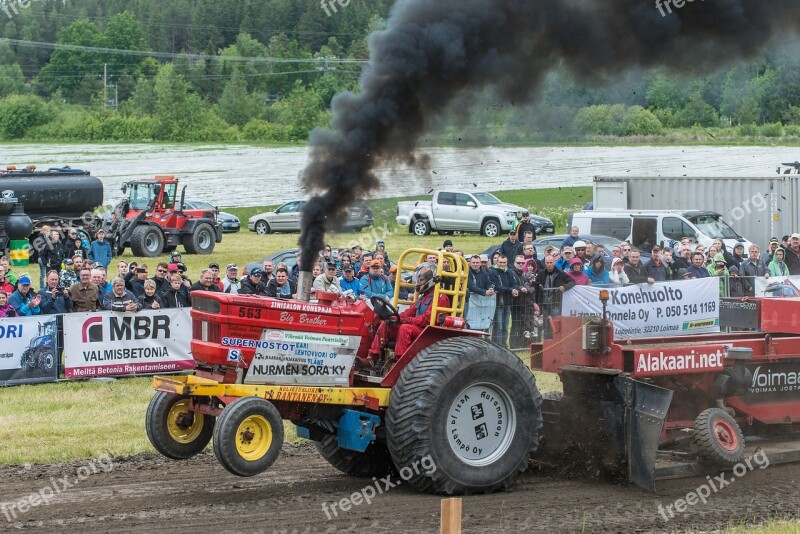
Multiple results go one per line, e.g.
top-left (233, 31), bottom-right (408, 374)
top-left (570, 210), bottom-right (753, 251)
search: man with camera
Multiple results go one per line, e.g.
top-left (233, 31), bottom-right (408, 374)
top-left (102, 277), bottom-right (142, 312)
top-left (39, 270), bottom-right (73, 314)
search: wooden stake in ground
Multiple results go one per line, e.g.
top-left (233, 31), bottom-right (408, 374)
top-left (440, 497), bottom-right (462, 534)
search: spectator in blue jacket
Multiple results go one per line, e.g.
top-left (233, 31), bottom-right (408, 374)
top-left (584, 255), bottom-right (610, 285)
top-left (561, 226), bottom-right (582, 248)
top-left (9, 276), bottom-right (42, 316)
top-left (555, 247), bottom-right (574, 271)
top-left (360, 259), bottom-right (393, 299)
top-left (339, 265), bottom-right (362, 299)
top-left (89, 229), bottom-right (113, 268)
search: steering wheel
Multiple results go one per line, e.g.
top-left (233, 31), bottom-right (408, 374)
top-left (370, 295), bottom-right (401, 322)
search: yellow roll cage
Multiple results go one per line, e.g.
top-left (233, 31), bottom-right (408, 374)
top-left (392, 248), bottom-right (469, 326)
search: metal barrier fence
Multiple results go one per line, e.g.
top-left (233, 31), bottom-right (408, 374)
top-left (464, 273), bottom-right (784, 349)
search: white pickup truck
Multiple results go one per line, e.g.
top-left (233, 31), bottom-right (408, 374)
top-left (396, 190), bottom-right (554, 238)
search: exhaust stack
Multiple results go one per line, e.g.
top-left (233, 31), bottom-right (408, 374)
top-left (296, 271), bottom-right (313, 302)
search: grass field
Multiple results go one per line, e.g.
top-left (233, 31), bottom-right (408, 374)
top-left (2, 186), bottom-right (577, 465)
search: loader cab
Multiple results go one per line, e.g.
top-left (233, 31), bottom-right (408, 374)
top-left (123, 177), bottom-right (178, 215)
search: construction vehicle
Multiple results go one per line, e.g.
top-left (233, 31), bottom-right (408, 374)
top-left (0, 166), bottom-right (222, 261)
top-left (531, 291), bottom-right (800, 490)
top-left (146, 249), bottom-right (543, 494)
top-left (107, 175), bottom-right (223, 257)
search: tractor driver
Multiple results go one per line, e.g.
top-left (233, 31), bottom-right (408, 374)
top-left (364, 263), bottom-right (450, 367)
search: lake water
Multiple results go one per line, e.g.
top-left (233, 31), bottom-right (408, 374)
top-left (2, 144), bottom-right (796, 208)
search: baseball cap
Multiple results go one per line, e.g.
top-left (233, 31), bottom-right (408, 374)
top-left (177, 263), bottom-right (187, 272)
top-left (479, 254), bottom-right (489, 262)
top-left (250, 268), bottom-right (264, 276)
top-left (792, 233), bottom-right (800, 240)
top-left (783, 235), bottom-right (791, 241)
top-left (522, 210), bottom-right (530, 216)
top-left (770, 237), bottom-right (780, 244)
top-left (64, 259), bottom-right (74, 266)
top-left (69, 229), bottom-right (77, 235)
top-left (18, 276), bottom-right (32, 285)
top-left (573, 240), bottom-right (587, 249)
top-left (325, 262), bottom-right (336, 270)
top-left (209, 262), bottom-right (220, 269)
top-left (226, 263), bottom-right (238, 271)
top-left (369, 259), bottom-right (382, 267)
top-left (389, 265), bottom-right (397, 273)
top-left (168, 263), bottom-right (179, 272)
top-left (734, 243), bottom-right (744, 249)
top-left (443, 239), bottom-right (453, 247)
top-left (677, 268), bottom-right (690, 278)
top-left (343, 265), bottom-right (354, 272)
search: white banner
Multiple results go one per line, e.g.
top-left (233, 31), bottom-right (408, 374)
top-left (754, 276), bottom-right (800, 297)
top-left (244, 329), bottom-right (360, 386)
top-left (0, 315), bottom-right (59, 385)
top-left (63, 308), bottom-right (194, 378)
top-left (561, 279), bottom-right (720, 338)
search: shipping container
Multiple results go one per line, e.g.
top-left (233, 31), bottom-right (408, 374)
top-left (593, 175), bottom-right (800, 249)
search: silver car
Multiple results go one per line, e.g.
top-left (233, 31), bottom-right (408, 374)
top-left (248, 200), bottom-right (373, 234)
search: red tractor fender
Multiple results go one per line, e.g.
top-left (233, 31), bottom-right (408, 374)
top-left (379, 326), bottom-right (488, 387)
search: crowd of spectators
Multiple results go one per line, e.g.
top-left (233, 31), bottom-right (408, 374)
top-left (4, 222), bottom-right (800, 350)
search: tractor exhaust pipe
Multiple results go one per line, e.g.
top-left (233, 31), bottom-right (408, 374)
top-left (297, 271), bottom-right (313, 302)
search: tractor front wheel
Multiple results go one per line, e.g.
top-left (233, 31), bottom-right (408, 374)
top-left (213, 397), bottom-right (283, 477)
top-left (183, 223), bottom-right (216, 255)
top-left (692, 408), bottom-right (745, 466)
top-left (386, 337), bottom-right (542, 494)
top-left (130, 226), bottom-right (164, 257)
top-left (146, 392), bottom-right (215, 460)
top-left (314, 434), bottom-right (396, 478)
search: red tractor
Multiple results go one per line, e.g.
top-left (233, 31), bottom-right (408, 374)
top-left (108, 175), bottom-right (222, 258)
top-left (531, 292), bottom-right (800, 490)
top-left (146, 249), bottom-right (543, 494)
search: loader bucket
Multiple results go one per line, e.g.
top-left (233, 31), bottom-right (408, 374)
top-left (622, 376), bottom-right (673, 492)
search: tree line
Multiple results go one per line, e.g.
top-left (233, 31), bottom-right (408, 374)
top-left (0, 1), bottom-right (799, 143)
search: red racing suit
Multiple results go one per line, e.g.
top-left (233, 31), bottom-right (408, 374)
top-left (369, 292), bottom-right (451, 358)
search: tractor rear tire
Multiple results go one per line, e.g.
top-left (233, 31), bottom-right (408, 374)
top-left (146, 392), bottom-right (215, 460)
top-left (183, 223), bottom-right (215, 255)
top-left (386, 337), bottom-right (542, 495)
top-left (692, 408), bottom-right (745, 466)
top-left (314, 434), bottom-right (396, 478)
top-left (130, 226), bottom-right (164, 258)
top-left (213, 397), bottom-right (283, 477)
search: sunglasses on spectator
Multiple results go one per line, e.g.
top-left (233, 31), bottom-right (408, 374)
top-left (623, 248), bottom-right (631, 252)
top-left (514, 261), bottom-right (524, 265)
top-left (157, 269), bottom-right (168, 273)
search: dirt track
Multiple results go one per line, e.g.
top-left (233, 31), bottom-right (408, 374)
top-left (1, 445), bottom-right (798, 533)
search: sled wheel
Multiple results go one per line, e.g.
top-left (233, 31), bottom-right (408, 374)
top-left (146, 392), bottom-right (214, 460)
top-left (314, 433), bottom-right (396, 477)
top-left (692, 408), bottom-right (745, 466)
top-left (213, 397), bottom-right (283, 477)
top-left (387, 337), bottom-right (542, 494)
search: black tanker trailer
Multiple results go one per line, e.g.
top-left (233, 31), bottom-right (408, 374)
top-left (0, 166), bottom-right (105, 258)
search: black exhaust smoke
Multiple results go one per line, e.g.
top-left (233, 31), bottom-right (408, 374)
top-left (298, 0), bottom-right (800, 268)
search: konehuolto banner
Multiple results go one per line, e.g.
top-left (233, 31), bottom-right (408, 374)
top-left (0, 315), bottom-right (60, 386)
top-left (63, 308), bottom-right (194, 378)
top-left (561, 278), bottom-right (720, 339)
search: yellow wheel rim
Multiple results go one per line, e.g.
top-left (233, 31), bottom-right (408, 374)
top-left (235, 415), bottom-right (273, 461)
top-left (166, 399), bottom-right (204, 444)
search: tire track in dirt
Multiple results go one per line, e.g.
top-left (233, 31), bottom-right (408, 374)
top-left (0, 446), bottom-right (798, 533)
